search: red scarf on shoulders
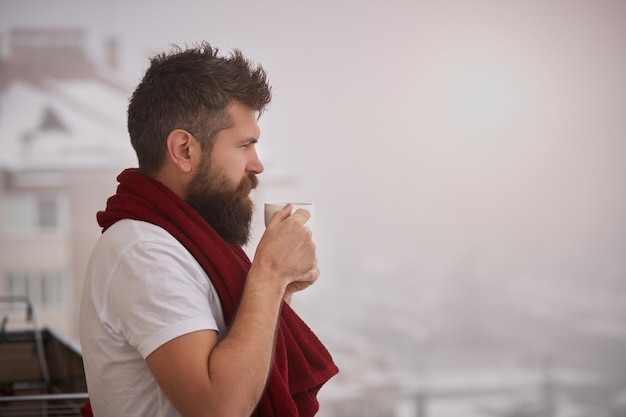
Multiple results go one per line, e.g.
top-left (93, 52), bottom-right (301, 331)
top-left (97, 168), bottom-right (338, 417)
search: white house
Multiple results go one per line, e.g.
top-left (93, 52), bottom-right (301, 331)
top-left (0, 28), bottom-right (136, 337)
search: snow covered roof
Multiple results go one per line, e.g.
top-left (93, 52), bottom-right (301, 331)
top-left (0, 78), bottom-right (136, 171)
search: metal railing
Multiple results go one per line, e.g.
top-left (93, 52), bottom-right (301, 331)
top-left (0, 393), bottom-right (89, 416)
top-left (0, 296), bottom-right (89, 417)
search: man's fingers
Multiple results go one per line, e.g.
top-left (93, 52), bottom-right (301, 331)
top-left (269, 204), bottom-right (293, 225)
top-left (308, 265), bottom-right (320, 282)
top-left (291, 208), bottom-right (311, 224)
top-left (269, 205), bottom-right (311, 227)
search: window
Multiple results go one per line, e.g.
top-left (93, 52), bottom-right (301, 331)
top-left (39, 107), bottom-right (68, 132)
top-left (1, 193), bottom-right (68, 237)
top-left (37, 195), bottom-right (59, 229)
top-left (3, 269), bottom-right (69, 310)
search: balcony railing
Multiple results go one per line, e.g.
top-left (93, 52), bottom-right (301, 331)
top-left (0, 296), bottom-right (89, 416)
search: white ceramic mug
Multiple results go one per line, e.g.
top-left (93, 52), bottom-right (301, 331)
top-left (264, 202), bottom-right (315, 228)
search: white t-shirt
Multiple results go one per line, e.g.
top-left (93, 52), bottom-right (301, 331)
top-left (79, 219), bottom-right (225, 417)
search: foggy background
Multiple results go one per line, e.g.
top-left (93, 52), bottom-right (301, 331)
top-left (1, 0), bottom-right (625, 415)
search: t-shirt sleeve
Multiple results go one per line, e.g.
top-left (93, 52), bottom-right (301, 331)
top-left (103, 238), bottom-right (220, 359)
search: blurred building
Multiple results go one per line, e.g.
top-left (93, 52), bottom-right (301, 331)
top-left (0, 28), bottom-right (136, 338)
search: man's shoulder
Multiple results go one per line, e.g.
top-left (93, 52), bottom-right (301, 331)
top-left (103, 219), bottom-right (177, 244)
top-left (91, 219), bottom-right (207, 282)
top-left (93, 219), bottom-right (187, 261)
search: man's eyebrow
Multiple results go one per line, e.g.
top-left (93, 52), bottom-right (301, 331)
top-left (239, 138), bottom-right (259, 145)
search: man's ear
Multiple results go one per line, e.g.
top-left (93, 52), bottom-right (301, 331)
top-left (165, 129), bottom-right (200, 173)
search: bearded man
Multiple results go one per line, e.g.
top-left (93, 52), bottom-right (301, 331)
top-left (79, 42), bottom-right (338, 417)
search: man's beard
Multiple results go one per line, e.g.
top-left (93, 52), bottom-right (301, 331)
top-left (185, 159), bottom-right (258, 246)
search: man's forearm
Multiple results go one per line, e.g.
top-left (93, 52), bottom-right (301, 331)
top-left (206, 268), bottom-right (286, 416)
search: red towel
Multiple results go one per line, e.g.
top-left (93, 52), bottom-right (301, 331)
top-left (97, 168), bottom-right (338, 416)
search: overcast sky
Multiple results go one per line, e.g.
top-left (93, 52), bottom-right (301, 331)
top-left (2, 0), bottom-right (626, 326)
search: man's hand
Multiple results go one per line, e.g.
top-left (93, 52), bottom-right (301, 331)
top-left (251, 204), bottom-right (319, 297)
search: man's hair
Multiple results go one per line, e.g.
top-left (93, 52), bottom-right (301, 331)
top-left (127, 41), bottom-right (272, 175)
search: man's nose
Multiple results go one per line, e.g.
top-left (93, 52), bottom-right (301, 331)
top-left (248, 148), bottom-right (264, 174)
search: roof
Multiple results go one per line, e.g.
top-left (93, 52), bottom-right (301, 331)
top-left (0, 79), bottom-right (136, 171)
top-left (0, 29), bottom-right (136, 172)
